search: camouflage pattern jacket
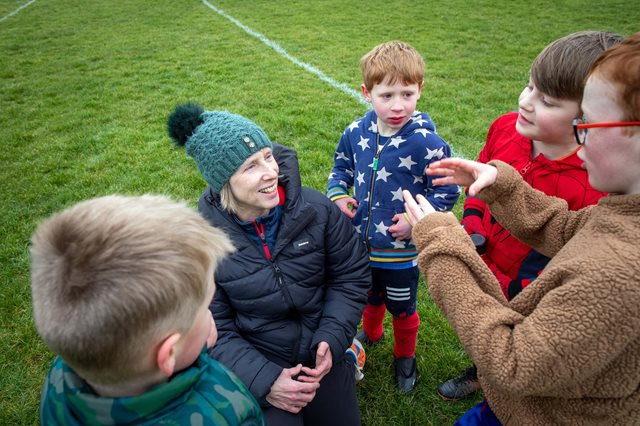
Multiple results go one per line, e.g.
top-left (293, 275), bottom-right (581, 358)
top-left (40, 348), bottom-right (265, 425)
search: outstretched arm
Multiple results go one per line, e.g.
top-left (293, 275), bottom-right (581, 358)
top-left (426, 158), bottom-right (498, 197)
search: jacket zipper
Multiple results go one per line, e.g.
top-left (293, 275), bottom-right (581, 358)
top-left (272, 262), bottom-right (302, 363)
top-left (363, 134), bottom-right (385, 249)
top-left (251, 221), bottom-right (271, 260)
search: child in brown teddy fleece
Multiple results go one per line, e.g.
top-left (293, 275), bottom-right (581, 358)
top-left (403, 32), bottom-right (640, 425)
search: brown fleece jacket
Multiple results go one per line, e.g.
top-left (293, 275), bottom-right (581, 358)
top-left (413, 160), bottom-right (640, 425)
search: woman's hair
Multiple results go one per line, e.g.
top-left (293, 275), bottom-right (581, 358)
top-left (30, 195), bottom-right (234, 385)
top-left (220, 182), bottom-right (241, 215)
top-left (588, 32), bottom-right (640, 122)
top-left (530, 31), bottom-right (623, 102)
top-left (360, 40), bottom-right (425, 91)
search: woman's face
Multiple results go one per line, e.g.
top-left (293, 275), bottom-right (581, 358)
top-left (228, 148), bottom-right (280, 221)
top-left (577, 75), bottom-right (640, 195)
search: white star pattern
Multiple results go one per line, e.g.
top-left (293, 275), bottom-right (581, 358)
top-left (355, 224), bottom-right (361, 234)
top-left (336, 151), bottom-right (349, 161)
top-left (391, 238), bottom-right (406, 249)
top-left (388, 136), bottom-right (406, 149)
top-left (414, 128), bottom-right (432, 138)
top-left (434, 193), bottom-right (448, 199)
top-left (413, 175), bottom-right (424, 184)
top-left (398, 155), bottom-right (416, 170)
top-left (390, 187), bottom-right (404, 202)
top-left (411, 115), bottom-right (428, 126)
top-left (376, 167), bottom-right (392, 182)
top-left (345, 169), bottom-right (354, 177)
top-left (357, 136), bottom-right (370, 151)
top-left (339, 180), bottom-right (348, 188)
top-left (369, 122), bottom-right (378, 133)
top-left (425, 147), bottom-right (444, 160)
top-left (356, 171), bottom-right (365, 186)
top-left (348, 120), bottom-right (360, 132)
top-left (375, 221), bottom-right (389, 236)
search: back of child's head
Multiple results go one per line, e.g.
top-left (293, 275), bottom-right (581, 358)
top-left (30, 195), bottom-right (234, 386)
top-left (588, 31), bottom-right (640, 122)
top-left (360, 40), bottom-right (424, 91)
top-left (530, 31), bottom-right (623, 102)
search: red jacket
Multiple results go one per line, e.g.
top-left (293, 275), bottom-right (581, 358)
top-left (463, 112), bottom-right (605, 299)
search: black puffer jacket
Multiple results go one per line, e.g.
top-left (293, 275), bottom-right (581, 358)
top-left (200, 144), bottom-right (370, 405)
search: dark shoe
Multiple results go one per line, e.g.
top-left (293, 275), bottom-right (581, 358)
top-left (355, 329), bottom-right (383, 346)
top-left (394, 356), bottom-right (417, 393)
top-left (437, 366), bottom-right (480, 400)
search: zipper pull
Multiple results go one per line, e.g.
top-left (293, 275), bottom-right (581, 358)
top-left (372, 157), bottom-right (379, 171)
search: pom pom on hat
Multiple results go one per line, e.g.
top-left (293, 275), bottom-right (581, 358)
top-left (167, 103), bottom-right (205, 146)
top-left (167, 103), bottom-right (273, 193)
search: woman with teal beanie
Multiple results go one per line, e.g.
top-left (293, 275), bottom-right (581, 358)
top-left (168, 104), bottom-right (370, 426)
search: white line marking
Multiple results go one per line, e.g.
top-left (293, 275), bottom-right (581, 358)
top-left (200, 1), bottom-right (467, 158)
top-left (202, 0), bottom-right (368, 107)
top-left (0, 0), bottom-right (37, 22)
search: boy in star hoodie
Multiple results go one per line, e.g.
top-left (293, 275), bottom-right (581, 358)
top-left (327, 40), bottom-right (459, 393)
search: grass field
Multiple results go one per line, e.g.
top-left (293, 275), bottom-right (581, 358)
top-left (1, 1), bottom-right (637, 424)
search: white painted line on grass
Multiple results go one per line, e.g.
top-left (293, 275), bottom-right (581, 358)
top-left (202, 0), bottom-right (368, 107)
top-left (201, 1), bottom-right (467, 159)
top-left (0, 0), bottom-right (37, 22)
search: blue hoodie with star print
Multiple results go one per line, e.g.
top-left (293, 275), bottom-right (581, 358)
top-left (327, 109), bottom-right (460, 269)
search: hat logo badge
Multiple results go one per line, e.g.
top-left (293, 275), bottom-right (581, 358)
top-left (243, 136), bottom-right (256, 148)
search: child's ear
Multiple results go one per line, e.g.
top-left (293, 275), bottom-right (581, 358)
top-left (156, 333), bottom-right (181, 378)
top-left (361, 84), bottom-right (371, 102)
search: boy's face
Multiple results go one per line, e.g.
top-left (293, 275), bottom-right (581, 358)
top-left (362, 79), bottom-right (423, 137)
top-left (577, 75), bottom-right (640, 194)
top-left (515, 81), bottom-right (580, 146)
top-left (173, 284), bottom-right (218, 373)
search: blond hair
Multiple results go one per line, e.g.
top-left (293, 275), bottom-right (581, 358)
top-left (530, 31), bottom-right (623, 102)
top-left (220, 182), bottom-right (241, 215)
top-left (30, 195), bottom-right (234, 385)
top-left (360, 41), bottom-right (425, 91)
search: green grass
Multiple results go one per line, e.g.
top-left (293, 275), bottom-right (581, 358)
top-left (1, 1), bottom-right (637, 424)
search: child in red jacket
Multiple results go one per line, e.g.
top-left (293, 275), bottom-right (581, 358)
top-left (437, 30), bottom-right (622, 401)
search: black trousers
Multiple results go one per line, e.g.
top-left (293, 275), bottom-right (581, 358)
top-left (262, 354), bottom-right (361, 426)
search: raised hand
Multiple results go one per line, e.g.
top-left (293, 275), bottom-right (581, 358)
top-left (426, 158), bottom-right (497, 197)
top-left (403, 190), bottom-right (436, 225)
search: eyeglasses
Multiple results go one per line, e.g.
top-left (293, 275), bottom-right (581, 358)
top-left (572, 118), bottom-right (640, 145)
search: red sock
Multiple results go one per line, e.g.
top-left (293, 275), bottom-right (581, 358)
top-left (362, 303), bottom-right (386, 342)
top-left (392, 312), bottom-right (420, 358)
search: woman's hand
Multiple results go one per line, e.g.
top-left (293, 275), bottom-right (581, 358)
top-left (266, 364), bottom-right (320, 414)
top-left (403, 191), bottom-right (436, 225)
top-left (299, 342), bottom-right (333, 383)
top-left (427, 158), bottom-right (497, 197)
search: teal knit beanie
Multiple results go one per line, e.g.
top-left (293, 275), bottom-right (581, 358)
top-left (167, 103), bottom-right (273, 192)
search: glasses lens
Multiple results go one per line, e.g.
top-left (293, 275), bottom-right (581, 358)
top-left (578, 127), bottom-right (587, 144)
top-left (573, 117), bottom-right (587, 145)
